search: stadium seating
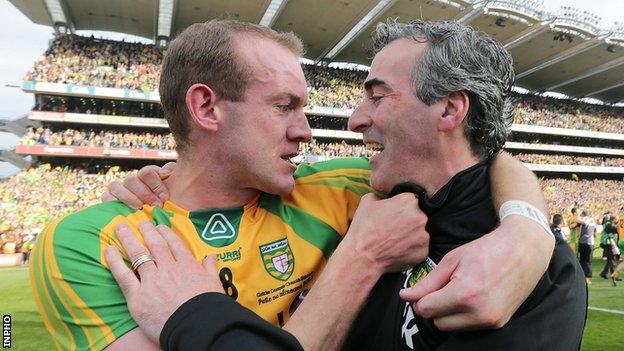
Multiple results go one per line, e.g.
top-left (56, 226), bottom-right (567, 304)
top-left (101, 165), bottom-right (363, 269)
top-left (4, 34), bottom-right (624, 251)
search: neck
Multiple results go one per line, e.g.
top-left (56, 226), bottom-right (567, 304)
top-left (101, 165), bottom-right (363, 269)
top-left (164, 157), bottom-right (260, 211)
top-left (420, 137), bottom-right (480, 196)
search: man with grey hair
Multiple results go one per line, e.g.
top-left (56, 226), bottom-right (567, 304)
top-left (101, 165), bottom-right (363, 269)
top-left (105, 19), bottom-right (586, 350)
top-left (341, 19), bottom-right (586, 350)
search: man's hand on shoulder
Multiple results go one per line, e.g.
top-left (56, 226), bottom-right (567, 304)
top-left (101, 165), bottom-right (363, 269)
top-left (101, 162), bottom-right (176, 208)
top-left (105, 221), bottom-right (223, 344)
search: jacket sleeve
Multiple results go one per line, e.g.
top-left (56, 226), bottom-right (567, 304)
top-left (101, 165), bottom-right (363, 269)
top-left (160, 293), bottom-right (304, 351)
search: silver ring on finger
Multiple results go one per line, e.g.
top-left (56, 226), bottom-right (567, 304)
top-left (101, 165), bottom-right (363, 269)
top-left (131, 253), bottom-right (155, 272)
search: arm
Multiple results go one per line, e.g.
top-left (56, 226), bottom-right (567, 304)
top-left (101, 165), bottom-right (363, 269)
top-left (104, 329), bottom-right (160, 351)
top-left (401, 152), bottom-right (555, 330)
top-left (106, 222), bottom-right (304, 351)
top-left (29, 212), bottom-right (154, 350)
top-left (106, 194), bottom-right (429, 351)
top-left (283, 193), bottom-right (429, 351)
top-left (161, 293), bottom-right (303, 351)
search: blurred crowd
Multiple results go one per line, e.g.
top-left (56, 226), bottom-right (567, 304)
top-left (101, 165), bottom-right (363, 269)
top-left (300, 140), bottom-right (373, 158)
top-left (0, 164), bottom-right (128, 254)
top-left (303, 65), bottom-right (366, 109)
top-left (25, 35), bottom-right (624, 134)
top-left (21, 130), bottom-right (624, 168)
top-left (21, 127), bottom-right (176, 150)
top-left (542, 178), bottom-right (624, 219)
top-left (516, 153), bottom-right (624, 167)
top-left (11, 34), bottom-right (624, 276)
top-left (514, 94), bottom-right (624, 133)
top-left (2, 163), bottom-right (623, 255)
top-left (25, 35), bottom-right (162, 91)
top-left (35, 94), bottom-right (164, 118)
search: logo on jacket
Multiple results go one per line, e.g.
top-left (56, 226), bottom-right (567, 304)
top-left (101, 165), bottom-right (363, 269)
top-left (259, 238), bottom-right (295, 281)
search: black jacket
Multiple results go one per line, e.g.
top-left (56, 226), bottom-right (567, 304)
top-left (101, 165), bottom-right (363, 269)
top-left (343, 162), bottom-right (587, 350)
top-left (160, 162), bottom-right (587, 351)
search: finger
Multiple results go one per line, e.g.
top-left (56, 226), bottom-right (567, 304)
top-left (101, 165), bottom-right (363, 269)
top-left (155, 225), bottom-right (194, 262)
top-left (101, 191), bottom-right (116, 202)
top-left (365, 192), bottom-right (381, 201)
top-left (115, 222), bottom-right (157, 277)
top-left (138, 165), bottom-right (170, 203)
top-left (202, 254), bottom-right (225, 293)
top-left (139, 221), bottom-right (174, 265)
top-left (400, 256), bottom-right (458, 302)
top-left (124, 174), bottom-right (163, 208)
top-left (431, 312), bottom-right (477, 332)
top-left (109, 181), bottom-right (143, 209)
top-left (160, 162), bottom-right (176, 179)
top-left (105, 246), bottom-right (140, 296)
top-left (412, 279), bottom-right (465, 319)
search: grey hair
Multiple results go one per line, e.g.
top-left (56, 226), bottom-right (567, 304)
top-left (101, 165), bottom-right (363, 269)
top-left (370, 19), bottom-right (515, 159)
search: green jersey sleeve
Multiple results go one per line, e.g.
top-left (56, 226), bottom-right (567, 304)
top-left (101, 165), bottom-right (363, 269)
top-left (30, 202), bottom-right (138, 351)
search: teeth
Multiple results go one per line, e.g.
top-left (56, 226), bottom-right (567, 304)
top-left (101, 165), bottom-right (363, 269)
top-left (282, 155), bottom-right (298, 163)
top-left (365, 142), bottom-right (384, 151)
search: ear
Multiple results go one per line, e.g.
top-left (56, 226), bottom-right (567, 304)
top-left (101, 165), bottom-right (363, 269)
top-left (185, 83), bottom-right (221, 132)
top-left (438, 91), bottom-right (470, 132)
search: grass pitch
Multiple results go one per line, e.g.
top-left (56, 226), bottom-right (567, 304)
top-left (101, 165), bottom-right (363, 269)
top-left (1, 257), bottom-right (622, 350)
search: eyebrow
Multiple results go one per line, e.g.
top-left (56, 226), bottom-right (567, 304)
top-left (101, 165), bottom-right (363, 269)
top-left (363, 78), bottom-right (390, 91)
top-left (271, 92), bottom-right (305, 106)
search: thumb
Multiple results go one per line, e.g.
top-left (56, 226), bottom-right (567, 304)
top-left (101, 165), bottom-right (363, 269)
top-left (159, 162), bottom-right (176, 179)
top-left (400, 257), bottom-right (458, 302)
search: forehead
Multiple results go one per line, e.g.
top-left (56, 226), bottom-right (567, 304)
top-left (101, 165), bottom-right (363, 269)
top-left (367, 38), bottom-right (428, 89)
top-left (234, 35), bottom-right (307, 97)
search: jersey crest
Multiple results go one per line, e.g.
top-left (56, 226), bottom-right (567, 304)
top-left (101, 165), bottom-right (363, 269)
top-left (260, 238), bottom-right (295, 281)
top-left (402, 257), bottom-right (438, 349)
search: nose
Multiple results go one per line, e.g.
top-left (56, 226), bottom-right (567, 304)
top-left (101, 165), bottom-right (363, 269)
top-left (287, 111), bottom-right (312, 143)
top-left (348, 104), bottom-right (372, 133)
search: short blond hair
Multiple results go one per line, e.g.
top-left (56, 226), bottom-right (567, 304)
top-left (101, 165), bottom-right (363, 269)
top-left (159, 20), bottom-right (304, 154)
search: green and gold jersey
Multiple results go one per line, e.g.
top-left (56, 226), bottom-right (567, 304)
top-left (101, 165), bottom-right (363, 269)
top-left (30, 158), bottom-right (372, 350)
top-left (566, 214), bottom-right (579, 253)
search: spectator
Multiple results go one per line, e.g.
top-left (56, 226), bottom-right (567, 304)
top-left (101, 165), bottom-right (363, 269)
top-left (599, 214), bottom-right (620, 285)
top-left (578, 210), bottom-right (597, 284)
top-left (551, 214), bottom-right (565, 240)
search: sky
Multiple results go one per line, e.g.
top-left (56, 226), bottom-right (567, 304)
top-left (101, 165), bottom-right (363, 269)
top-left (0, 0), bottom-right (623, 177)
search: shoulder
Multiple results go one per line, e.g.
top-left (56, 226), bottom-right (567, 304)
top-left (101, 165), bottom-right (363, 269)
top-left (42, 201), bottom-right (138, 255)
top-left (294, 157), bottom-right (371, 179)
top-left (292, 158), bottom-right (373, 197)
top-left (52, 200), bottom-right (137, 235)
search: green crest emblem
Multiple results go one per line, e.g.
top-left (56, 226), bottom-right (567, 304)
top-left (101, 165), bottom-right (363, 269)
top-left (406, 257), bottom-right (437, 287)
top-left (259, 238), bottom-right (295, 281)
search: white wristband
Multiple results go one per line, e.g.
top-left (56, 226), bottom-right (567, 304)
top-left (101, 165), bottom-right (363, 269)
top-left (499, 200), bottom-right (554, 238)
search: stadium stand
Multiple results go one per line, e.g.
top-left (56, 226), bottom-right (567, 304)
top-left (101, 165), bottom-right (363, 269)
top-left (514, 94), bottom-right (624, 133)
top-left (3, 33), bottom-right (624, 255)
top-left (25, 35), bottom-right (162, 91)
top-left (514, 153), bottom-right (624, 167)
top-left (21, 127), bottom-right (176, 150)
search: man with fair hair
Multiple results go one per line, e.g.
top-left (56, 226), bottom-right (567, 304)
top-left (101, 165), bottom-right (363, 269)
top-left (32, 20), bottom-right (581, 351)
top-left (30, 20), bottom-right (432, 350)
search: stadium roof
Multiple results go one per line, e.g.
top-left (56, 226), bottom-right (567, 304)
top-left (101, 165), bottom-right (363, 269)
top-left (10, 0), bottom-right (624, 103)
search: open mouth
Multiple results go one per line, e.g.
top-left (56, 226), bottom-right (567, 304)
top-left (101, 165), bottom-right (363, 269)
top-left (365, 142), bottom-right (384, 155)
top-left (281, 153), bottom-right (299, 165)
